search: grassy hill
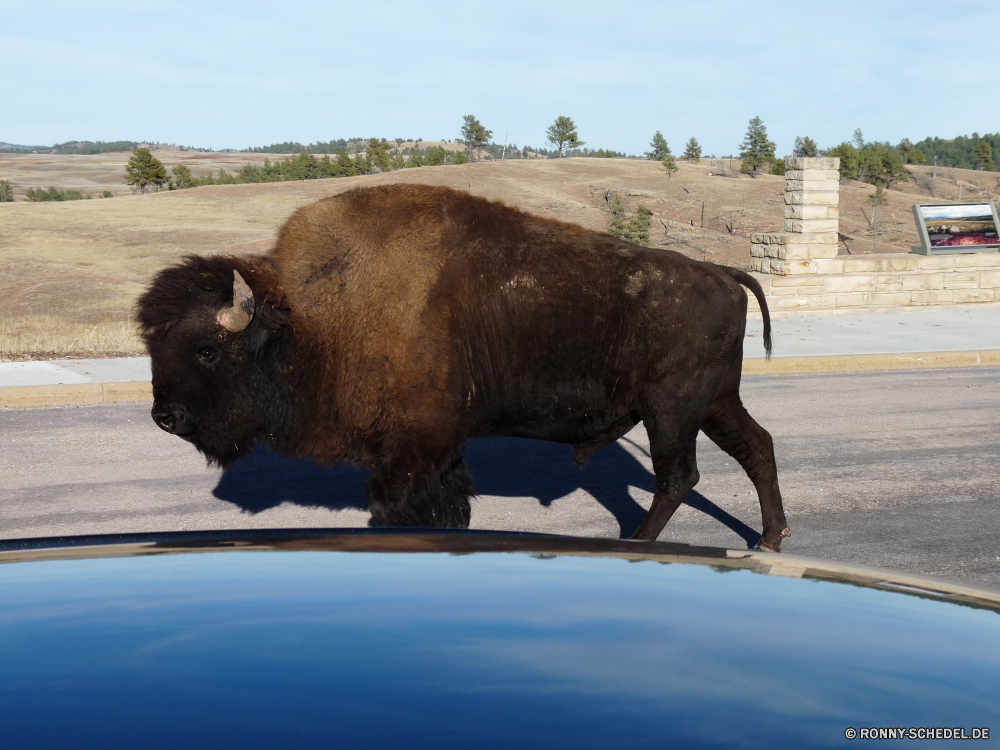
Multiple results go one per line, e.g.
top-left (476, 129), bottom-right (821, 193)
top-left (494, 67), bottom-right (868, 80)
top-left (2, 153), bottom-right (998, 359)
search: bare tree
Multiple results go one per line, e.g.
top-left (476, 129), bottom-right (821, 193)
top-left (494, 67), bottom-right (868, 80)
top-left (861, 185), bottom-right (889, 253)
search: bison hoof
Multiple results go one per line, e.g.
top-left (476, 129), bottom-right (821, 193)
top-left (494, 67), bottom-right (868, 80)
top-left (754, 527), bottom-right (791, 553)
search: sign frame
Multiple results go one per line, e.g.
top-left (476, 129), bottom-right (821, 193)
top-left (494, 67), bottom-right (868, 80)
top-left (911, 201), bottom-right (1000, 255)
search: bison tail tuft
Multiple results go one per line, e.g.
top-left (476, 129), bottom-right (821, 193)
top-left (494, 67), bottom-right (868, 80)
top-left (718, 266), bottom-right (772, 360)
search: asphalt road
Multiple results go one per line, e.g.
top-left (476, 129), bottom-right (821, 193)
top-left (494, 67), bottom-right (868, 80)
top-left (3, 367), bottom-right (1000, 589)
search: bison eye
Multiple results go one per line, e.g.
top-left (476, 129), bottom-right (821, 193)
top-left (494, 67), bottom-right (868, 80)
top-left (196, 346), bottom-right (220, 365)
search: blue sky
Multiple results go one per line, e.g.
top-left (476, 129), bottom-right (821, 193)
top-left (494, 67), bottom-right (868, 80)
top-left (3, 0), bottom-right (998, 156)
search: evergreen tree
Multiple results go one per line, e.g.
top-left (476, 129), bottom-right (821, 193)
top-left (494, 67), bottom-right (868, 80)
top-left (362, 139), bottom-right (391, 172)
top-left (335, 150), bottom-right (355, 177)
top-left (862, 143), bottom-right (908, 188)
top-left (792, 136), bottom-right (818, 157)
top-left (602, 192), bottom-right (652, 246)
top-left (171, 164), bottom-right (196, 189)
top-left (853, 128), bottom-right (865, 151)
top-left (459, 115), bottom-right (493, 162)
top-left (897, 139), bottom-right (928, 165)
top-left (739, 116), bottom-right (776, 177)
top-left (826, 142), bottom-right (859, 181)
top-left (645, 131), bottom-right (671, 160)
top-left (0, 179), bottom-right (13, 201)
top-left (682, 137), bottom-right (702, 161)
top-left (974, 139), bottom-right (995, 171)
top-left (604, 192), bottom-right (629, 238)
top-left (124, 147), bottom-right (167, 194)
top-left (424, 145), bottom-right (447, 166)
top-left (545, 116), bottom-right (584, 157)
top-left (631, 205), bottom-right (652, 246)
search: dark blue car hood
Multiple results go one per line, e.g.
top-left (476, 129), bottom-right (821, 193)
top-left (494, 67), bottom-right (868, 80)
top-left (1, 530), bottom-right (998, 749)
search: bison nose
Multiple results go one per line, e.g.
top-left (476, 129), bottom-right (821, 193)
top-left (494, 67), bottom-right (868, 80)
top-left (151, 404), bottom-right (196, 436)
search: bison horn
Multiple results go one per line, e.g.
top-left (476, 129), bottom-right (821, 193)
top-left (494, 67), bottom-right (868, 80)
top-left (217, 270), bottom-right (255, 333)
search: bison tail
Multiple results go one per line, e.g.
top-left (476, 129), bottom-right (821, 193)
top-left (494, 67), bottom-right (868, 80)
top-left (718, 266), bottom-right (772, 360)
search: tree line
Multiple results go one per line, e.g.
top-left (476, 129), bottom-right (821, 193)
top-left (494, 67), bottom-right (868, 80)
top-left (911, 133), bottom-right (999, 171)
top-left (121, 140), bottom-right (477, 194)
top-left (121, 115), bottom-right (634, 194)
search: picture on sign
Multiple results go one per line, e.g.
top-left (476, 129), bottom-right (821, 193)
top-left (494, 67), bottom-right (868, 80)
top-left (917, 203), bottom-right (999, 249)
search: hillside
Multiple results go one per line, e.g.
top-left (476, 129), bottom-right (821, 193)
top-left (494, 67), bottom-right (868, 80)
top-left (1, 154), bottom-right (998, 359)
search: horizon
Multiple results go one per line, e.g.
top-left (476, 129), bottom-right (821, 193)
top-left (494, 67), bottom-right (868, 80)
top-left (4, 1), bottom-right (999, 157)
top-left (3, 129), bottom-right (997, 159)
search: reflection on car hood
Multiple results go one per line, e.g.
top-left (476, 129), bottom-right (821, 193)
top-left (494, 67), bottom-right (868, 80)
top-left (0, 530), bottom-right (998, 749)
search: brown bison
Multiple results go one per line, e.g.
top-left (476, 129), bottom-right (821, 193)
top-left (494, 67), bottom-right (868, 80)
top-left (138, 184), bottom-right (790, 550)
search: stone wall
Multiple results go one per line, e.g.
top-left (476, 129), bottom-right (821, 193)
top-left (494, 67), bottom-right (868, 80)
top-left (746, 155), bottom-right (1000, 312)
top-left (747, 253), bottom-right (1000, 313)
top-left (751, 156), bottom-right (840, 275)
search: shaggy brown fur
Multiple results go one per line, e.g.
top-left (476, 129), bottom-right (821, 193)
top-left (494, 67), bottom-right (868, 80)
top-left (138, 184), bottom-right (790, 549)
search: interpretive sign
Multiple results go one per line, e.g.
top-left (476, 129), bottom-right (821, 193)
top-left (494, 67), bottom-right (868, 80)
top-left (911, 202), bottom-right (1000, 255)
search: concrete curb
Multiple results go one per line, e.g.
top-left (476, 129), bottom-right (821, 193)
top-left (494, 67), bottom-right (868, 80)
top-left (742, 349), bottom-right (1000, 376)
top-left (0, 381), bottom-right (152, 408)
top-left (2, 350), bottom-right (1000, 408)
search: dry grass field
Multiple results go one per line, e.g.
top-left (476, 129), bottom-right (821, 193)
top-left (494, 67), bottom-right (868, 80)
top-left (2, 151), bottom-right (998, 360)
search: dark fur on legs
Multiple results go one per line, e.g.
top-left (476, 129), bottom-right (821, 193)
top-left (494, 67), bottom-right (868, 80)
top-left (367, 455), bottom-right (473, 528)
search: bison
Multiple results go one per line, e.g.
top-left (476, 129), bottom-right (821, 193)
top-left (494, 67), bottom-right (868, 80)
top-left (138, 184), bottom-right (790, 550)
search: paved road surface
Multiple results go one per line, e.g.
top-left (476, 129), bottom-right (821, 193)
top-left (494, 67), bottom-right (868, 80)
top-left (3, 367), bottom-right (1000, 589)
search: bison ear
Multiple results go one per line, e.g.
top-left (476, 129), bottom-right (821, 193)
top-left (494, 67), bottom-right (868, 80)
top-left (242, 298), bottom-right (292, 355)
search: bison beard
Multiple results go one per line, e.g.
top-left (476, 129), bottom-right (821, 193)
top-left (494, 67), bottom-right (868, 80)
top-left (137, 184), bottom-right (791, 550)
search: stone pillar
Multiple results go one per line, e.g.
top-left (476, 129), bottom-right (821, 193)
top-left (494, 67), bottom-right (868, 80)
top-left (751, 156), bottom-right (840, 275)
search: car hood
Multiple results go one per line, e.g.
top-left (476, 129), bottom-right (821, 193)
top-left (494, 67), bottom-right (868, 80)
top-left (0, 530), bottom-right (998, 749)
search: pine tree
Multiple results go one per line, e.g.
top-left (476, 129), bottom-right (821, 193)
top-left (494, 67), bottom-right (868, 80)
top-left (682, 138), bottom-right (702, 161)
top-left (0, 179), bottom-right (13, 201)
top-left (602, 192), bottom-right (652, 246)
top-left (171, 164), bottom-right (196, 189)
top-left (367, 138), bottom-right (392, 172)
top-left (827, 142), bottom-right (860, 181)
top-left (424, 145), bottom-right (447, 166)
top-left (739, 117), bottom-right (776, 178)
top-left (604, 192), bottom-right (629, 238)
top-left (630, 205), bottom-right (653, 246)
top-left (645, 131), bottom-right (671, 160)
top-left (124, 147), bottom-right (167, 194)
top-left (792, 136), bottom-right (818, 157)
top-left (974, 139), bottom-right (995, 171)
top-left (545, 116), bottom-right (584, 157)
top-left (460, 115), bottom-right (493, 162)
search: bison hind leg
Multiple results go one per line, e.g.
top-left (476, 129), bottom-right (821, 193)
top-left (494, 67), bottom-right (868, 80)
top-left (367, 454), bottom-right (473, 529)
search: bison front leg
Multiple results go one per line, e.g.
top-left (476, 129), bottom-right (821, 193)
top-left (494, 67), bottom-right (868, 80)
top-left (366, 451), bottom-right (473, 529)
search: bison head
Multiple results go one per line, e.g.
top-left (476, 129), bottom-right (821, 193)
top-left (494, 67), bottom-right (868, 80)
top-left (137, 256), bottom-right (294, 467)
